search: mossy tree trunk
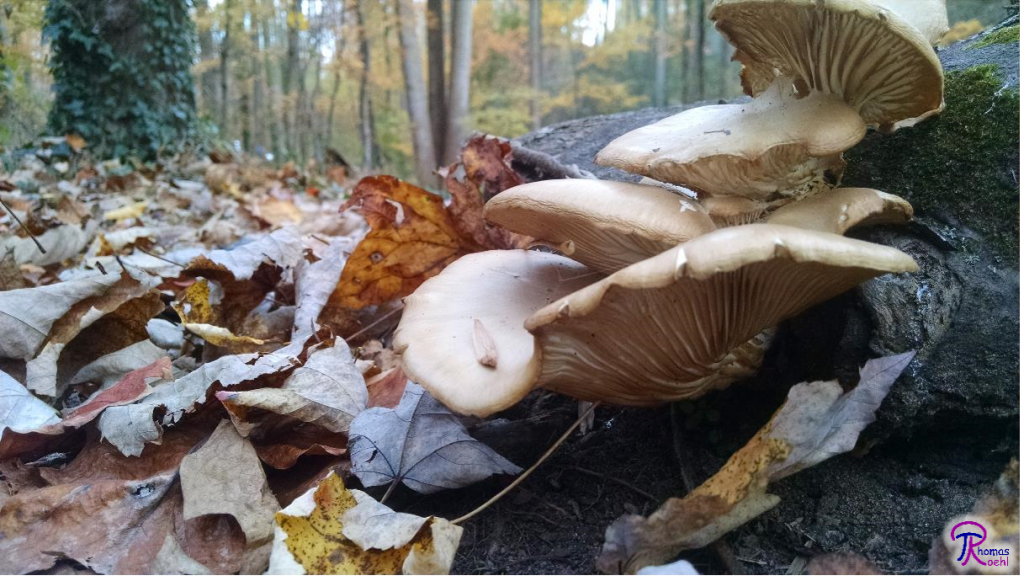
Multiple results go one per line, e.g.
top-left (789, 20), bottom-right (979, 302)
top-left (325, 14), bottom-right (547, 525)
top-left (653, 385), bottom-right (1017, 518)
top-left (44, 0), bottom-right (198, 159)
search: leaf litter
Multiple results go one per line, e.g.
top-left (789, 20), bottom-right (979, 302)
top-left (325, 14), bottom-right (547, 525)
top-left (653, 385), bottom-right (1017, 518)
top-left (0, 135), bottom-right (917, 574)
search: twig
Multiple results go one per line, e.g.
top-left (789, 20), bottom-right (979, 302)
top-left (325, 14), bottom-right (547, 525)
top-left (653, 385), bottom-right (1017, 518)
top-left (380, 475), bottom-right (401, 504)
top-left (0, 196), bottom-right (46, 254)
top-left (136, 246), bottom-right (186, 268)
top-left (565, 465), bottom-right (657, 502)
top-left (451, 402), bottom-right (600, 525)
top-left (344, 305), bottom-right (404, 343)
top-left (508, 140), bottom-right (598, 180)
top-left (670, 404), bottom-right (746, 575)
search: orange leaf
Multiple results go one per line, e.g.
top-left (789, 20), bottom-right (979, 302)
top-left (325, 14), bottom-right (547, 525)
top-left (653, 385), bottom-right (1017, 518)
top-left (330, 176), bottom-right (465, 309)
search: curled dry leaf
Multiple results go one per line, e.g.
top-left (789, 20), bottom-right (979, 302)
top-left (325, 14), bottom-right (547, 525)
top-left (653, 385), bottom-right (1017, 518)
top-left (292, 236), bottom-right (352, 343)
top-left (0, 370), bottom-right (59, 442)
top-left (0, 269), bottom-right (159, 396)
top-left (597, 352), bottom-right (915, 574)
top-left (97, 343), bottom-right (303, 456)
top-left (350, 383), bottom-right (520, 494)
top-left (179, 420), bottom-right (282, 574)
top-left (330, 138), bottom-right (529, 310)
top-left (217, 341), bottom-right (368, 469)
top-left (267, 471), bottom-right (462, 574)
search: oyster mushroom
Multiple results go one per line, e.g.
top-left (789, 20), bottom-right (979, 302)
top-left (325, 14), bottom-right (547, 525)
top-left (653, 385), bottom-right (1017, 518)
top-left (527, 224), bottom-right (918, 406)
top-left (595, 76), bottom-right (866, 201)
top-left (485, 179), bottom-right (715, 272)
top-left (393, 250), bottom-right (595, 417)
top-left (710, 0), bottom-right (947, 131)
top-left (765, 187), bottom-right (914, 235)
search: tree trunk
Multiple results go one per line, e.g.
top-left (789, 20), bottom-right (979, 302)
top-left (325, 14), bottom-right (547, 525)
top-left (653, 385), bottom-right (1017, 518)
top-left (196, 0), bottom-right (220, 116)
top-left (396, 0), bottom-right (438, 184)
top-left (443, 0), bottom-right (472, 164)
top-left (679, 0), bottom-right (689, 103)
top-left (44, 0), bottom-right (198, 158)
top-left (652, 0), bottom-right (666, 107)
top-left (261, 5), bottom-right (283, 161)
top-left (249, 0), bottom-right (264, 153)
top-left (219, 0), bottom-right (233, 134)
top-left (427, 0), bottom-right (446, 166)
top-left (325, 1), bottom-right (348, 150)
top-left (282, 0), bottom-right (301, 159)
top-left (695, 0), bottom-right (705, 100)
top-left (528, 0), bottom-right (541, 130)
top-left (716, 31), bottom-right (729, 98)
top-left (357, 0), bottom-right (379, 170)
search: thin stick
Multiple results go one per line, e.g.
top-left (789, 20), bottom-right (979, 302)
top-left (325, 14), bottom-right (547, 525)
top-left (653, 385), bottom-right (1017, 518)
top-left (136, 246), bottom-right (186, 267)
top-left (451, 402), bottom-right (600, 525)
top-left (670, 404), bottom-right (746, 575)
top-left (565, 465), bottom-right (658, 502)
top-left (344, 305), bottom-right (404, 343)
top-left (0, 197), bottom-right (46, 254)
top-left (379, 475), bottom-right (401, 504)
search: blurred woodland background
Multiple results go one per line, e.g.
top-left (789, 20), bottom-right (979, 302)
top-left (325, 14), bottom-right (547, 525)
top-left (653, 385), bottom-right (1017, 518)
top-left (0, 0), bottom-right (1012, 184)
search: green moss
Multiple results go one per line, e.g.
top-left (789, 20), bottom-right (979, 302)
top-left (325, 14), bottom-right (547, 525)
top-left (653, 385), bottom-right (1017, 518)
top-left (970, 25), bottom-right (1019, 49)
top-left (844, 65), bottom-right (1020, 264)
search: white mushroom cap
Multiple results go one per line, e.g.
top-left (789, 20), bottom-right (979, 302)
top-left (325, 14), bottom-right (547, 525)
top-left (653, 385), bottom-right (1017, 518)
top-left (710, 0), bottom-right (945, 131)
top-left (595, 77), bottom-right (866, 201)
top-left (526, 224), bottom-right (918, 406)
top-left (485, 179), bottom-right (716, 273)
top-left (765, 187), bottom-right (913, 235)
top-left (393, 250), bottom-right (595, 417)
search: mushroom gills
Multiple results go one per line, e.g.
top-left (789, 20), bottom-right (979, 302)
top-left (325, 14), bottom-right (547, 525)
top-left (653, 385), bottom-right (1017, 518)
top-left (526, 224), bottom-right (917, 406)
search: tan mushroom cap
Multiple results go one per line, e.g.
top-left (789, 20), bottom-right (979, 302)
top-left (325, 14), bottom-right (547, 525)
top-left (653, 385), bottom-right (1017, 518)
top-left (766, 187), bottom-right (913, 235)
top-left (525, 224), bottom-right (918, 406)
top-left (485, 179), bottom-right (716, 273)
top-left (702, 196), bottom-right (773, 227)
top-left (595, 77), bottom-right (866, 201)
top-left (710, 0), bottom-right (945, 131)
top-left (393, 249), bottom-right (595, 417)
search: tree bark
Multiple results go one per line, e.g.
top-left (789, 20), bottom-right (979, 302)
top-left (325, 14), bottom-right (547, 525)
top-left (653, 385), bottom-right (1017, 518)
top-left (652, 0), bottom-right (667, 107)
top-left (427, 0), bottom-right (446, 165)
top-left (528, 0), bottom-right (542, 130)
top-left (261, 3), bottom-right (283, 161)
top-left (282, 0), bottom-right (301, 159)
top-left (196, 0), bottom-right (220, 116)
top-left (694, 0), bottom-right (705, 100)
top-left (219, 0), bottom-right (233, 134)
top-left (396, 0), bottom-right (438, 184)
top-left (443, 0), bottom-right (472, 165)
top-left (357, 0), bottom-right (379, 170)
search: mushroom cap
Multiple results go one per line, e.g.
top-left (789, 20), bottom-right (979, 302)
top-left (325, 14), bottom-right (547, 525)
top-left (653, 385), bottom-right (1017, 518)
top-left (525, 224), bottom-right (918, 406)
top-left (710, 0), bottom-right (945, 131)
top-left (393, 249), bottom-right (594, 417)
top-left (595, 78), bottom-right (866, 200)
top-left (766, 187), bottom-right (913, 235)
top-left (702, 196), bottom-right (773, 227)
top-left (485, 179), bottom-right (716, 273)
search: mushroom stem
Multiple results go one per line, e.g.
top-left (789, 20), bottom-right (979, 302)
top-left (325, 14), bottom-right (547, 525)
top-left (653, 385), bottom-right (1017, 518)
top-left (451, 402), bottom-right (600, 525)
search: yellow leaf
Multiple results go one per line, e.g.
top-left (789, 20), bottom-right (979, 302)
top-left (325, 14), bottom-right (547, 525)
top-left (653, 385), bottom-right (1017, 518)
top-left (103, 201), bottom-right (148, 221)
top-left (269, 472), bottom-right (462, 574)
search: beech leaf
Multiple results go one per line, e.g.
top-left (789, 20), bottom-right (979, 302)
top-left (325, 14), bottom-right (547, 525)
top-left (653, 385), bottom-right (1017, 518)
top-left (349, 383), bottom-right (520, 494)
top-left (597, 352), bottom-right (915, 573)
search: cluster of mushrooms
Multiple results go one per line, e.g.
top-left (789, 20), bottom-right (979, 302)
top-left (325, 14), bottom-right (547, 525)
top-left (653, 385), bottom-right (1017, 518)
top-left (394, 0), bottom-right (949, 418)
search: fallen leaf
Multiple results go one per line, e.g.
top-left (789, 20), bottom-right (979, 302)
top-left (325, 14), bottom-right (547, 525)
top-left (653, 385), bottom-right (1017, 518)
top-left (66, 134), bottom-right (87, 151)
top-left (350, 383), bottom-right (520, 494)
top-left (97, 343), bottom-right (303, 456)
top-left (0, 222), bottom-right (96, 267)
top-left (597, 352), bottom-right (915, 573)
top-left (184, 226), bottom-right (303, 281)
top-left (292, 236), bottom-right (351, 343)
top-left (217, 341), bottom-right (368, 468)
top-left (366, 366), bottom-right (408, 409)
top-left (103, 201), bottom-right (148, 221)
top-left (179, 420), bottom-right (281, 574)
top-left (807, 552), bottom-right (882, 575)
top-left (67, 339), bottom-right (168, 390)
top-left (0, 370), bottom-right (59, 439)
top-left (267, 471), bottom-right (462, 574)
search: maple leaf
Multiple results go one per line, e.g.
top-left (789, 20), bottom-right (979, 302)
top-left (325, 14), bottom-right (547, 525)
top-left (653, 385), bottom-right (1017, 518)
top-left (268, 471), bottom-right (462, 574)
top-left (349, 383), bottom-right (520, 495)
top-left (597, 352), bottom-right (915, 574)
top-left (329, 136), bottom-right (530, 310)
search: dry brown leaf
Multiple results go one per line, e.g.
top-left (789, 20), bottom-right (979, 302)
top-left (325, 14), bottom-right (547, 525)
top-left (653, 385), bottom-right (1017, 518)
top-left (366, 366), bottom-right (408, 409)
top-left (292, 236), bottom-right (352, 343)
top-left (216, 341), bottom-right (367, 469)
top-left (267, 471), bottom-right (462, 574)
top-left (597, 352), bottom-right (915, 573)
top-left (179, 420), bottom-right (281, 574)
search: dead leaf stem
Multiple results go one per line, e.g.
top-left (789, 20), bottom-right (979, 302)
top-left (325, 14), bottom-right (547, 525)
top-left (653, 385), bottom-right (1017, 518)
top-left (451, 402), bottom-right (600, 525)
top-left (0, 196), bottom-right (47, 254)
top-left (670, 403), bottom-right (746, 575)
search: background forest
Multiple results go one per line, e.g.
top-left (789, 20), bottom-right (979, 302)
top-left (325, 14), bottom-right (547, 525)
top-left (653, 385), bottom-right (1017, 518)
top-left (0, 0), bottom-right (1010, 184)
